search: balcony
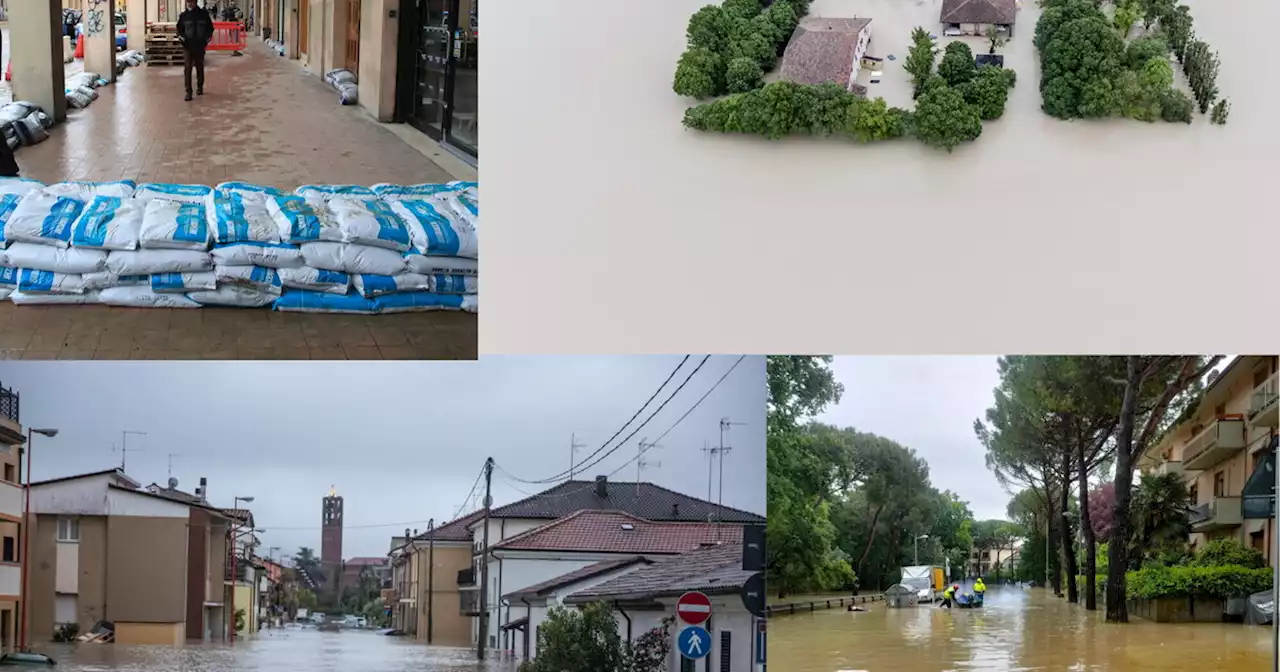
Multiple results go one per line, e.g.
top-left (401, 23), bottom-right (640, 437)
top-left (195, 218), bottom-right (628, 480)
top-left (457, 567), bottom-right (476, 587)
top-left (1182, 417), bottom-right (1246, 471)
top-left (225, 557), bottom-right (253, 583)
top-left (0, 562), bottom-right (20, 597)
top-left (1250, 374), bottom-right (1279, 429)
top-left (0, 480), bottom-right (22, 521)
top-left (0, 381), bottom-right (21, 445)
top-left (460, 588), bottom-right (481, 616)
top-left (1153, 461), bottom-right (1184, 478)
top-left (1189, 497), bottom-right (1243, 532)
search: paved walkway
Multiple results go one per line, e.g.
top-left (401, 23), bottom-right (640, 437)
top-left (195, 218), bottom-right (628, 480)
top-left (2, 40), bottom-right (475, 361)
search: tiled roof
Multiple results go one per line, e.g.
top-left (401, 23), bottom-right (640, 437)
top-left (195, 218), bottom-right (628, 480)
top-left (416, 510), bottom-right (483, 542)
top-left (502, 556), bottom-right (654, 601)
top-left (565, 543), bottom-right (749, 603)
top-left (223, 508), bottom-right (253, 523)
top-left (780, 17), bottom-right (873, 88)
top-left (940, 0), bottom-right (1017, 25)
top-left (494, 510), bottom-right (743, 554)
top-left (485, 477), bottom-right (764, 525)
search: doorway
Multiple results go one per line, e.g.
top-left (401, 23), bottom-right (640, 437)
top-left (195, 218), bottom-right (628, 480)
top-left (396, 0), bottom-right (477, 158)
top-left (298, 0), bottom-right (310, 57)
top-left (345, 0), bottom-right (361, 74)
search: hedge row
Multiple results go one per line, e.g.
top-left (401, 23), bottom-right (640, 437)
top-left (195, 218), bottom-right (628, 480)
top-left (1077, 566), bottom-right (1272, 601)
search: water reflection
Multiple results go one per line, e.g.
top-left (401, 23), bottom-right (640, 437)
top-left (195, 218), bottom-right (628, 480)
top-left (771, 586), bottom-right (1272, 671)
top-left (30, 628), bottom-right (518, 672)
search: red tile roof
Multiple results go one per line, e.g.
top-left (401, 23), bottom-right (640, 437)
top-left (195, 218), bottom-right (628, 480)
top-left (565, 543), bottom-right (750, 603)
top-left (492, 510), bottom-right (743, 555)
top-left (503, 556), bottom-right (655, 601)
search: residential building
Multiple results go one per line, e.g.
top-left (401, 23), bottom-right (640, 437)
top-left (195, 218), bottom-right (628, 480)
top-left (1140, 356), bottom-right (1280, 562)
top-left (25, 469), bottom-right (235, 644)
top-left (467, 475), bottom-right (766, 652)
top-left (562, 543), bottom-right (760, 672)
top-left (387, 511), bottom-right (481, 646)
top-left (225, 507), bottom-right (261, 636)
top-left (940, 0), bottom-right (1017, 37)
top-left (0, 382), bottom-right (25, 655)
top-left (969, 540), bottom-right (1021, 579)
top-left (780, 17), bottom-right (873, 93)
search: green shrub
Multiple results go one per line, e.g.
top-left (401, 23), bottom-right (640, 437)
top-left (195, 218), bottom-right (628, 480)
top-left (1193, 539), bottom-right (1265, 569)
top-left (722, 0), bottom-right (762, 20)
top-left (1210, 98), bottom-right (1230, 125)
top-left (937, 41), bottom-right (977, 86)
top-left (846, 97), bottom-right (910, 142)
top-left (725, 57), bottom-right (764, 93)
top-left (958, 65), bottom-right (1017, 120)
top-left (913, 77), bottom-right (983, 152)
top-left (687, 5), bottom-right (732, 52)
top-left (764, 1), bottom-right (799, 39)
top-left (682, 81), bottom-right (909, 143)
top-left (1127, 565), bottom-right (1272, 600)
top-left (1125, 34), bottom-right (1169, 69)
top-left (674, 48), bottom-right (725, 99)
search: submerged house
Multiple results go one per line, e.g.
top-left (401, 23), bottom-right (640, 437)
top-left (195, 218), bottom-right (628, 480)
top-left (780, 17), bottom-right (873, 93)
top-left (940, 0), bottom-right (1018, 37)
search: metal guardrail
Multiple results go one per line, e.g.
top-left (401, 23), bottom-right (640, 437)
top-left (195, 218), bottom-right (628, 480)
top-left (765, 593), bottom-right (884, 616)
top-left (0, 382), bottom-right (18, 424)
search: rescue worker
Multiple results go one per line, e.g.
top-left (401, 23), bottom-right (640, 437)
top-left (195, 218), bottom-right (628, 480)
top-left (974, 577), bottom-right (986, 606)
top-left (939, 584), bottom-right (958, 608)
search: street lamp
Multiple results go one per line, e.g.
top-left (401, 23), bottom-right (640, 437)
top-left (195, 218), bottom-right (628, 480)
top-left (19, 428), bottom-right (57, 653)
top-left (914, 534), bottom-right (929, 566)
top-left (229, 496), bottom-right (254, 645)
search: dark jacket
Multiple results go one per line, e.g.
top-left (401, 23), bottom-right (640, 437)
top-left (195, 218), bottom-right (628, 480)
top-left (177, 8), bottom-right (215, 50)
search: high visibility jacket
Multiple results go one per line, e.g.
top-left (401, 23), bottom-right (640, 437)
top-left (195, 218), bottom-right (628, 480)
top-left (974, 581), bottom-right (986, 593)
top-left (943, 587), bottom-right (955, 599)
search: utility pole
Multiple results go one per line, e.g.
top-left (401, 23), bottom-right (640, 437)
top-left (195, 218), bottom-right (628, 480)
top-left (477, 458), bottom-right (494, 661)
top-left (118, 430), bottom-right (146, 471)
top-left (636, 438), bottom-right (662, 495)
top-left (568, 434), bottom-right (586, 480)
top-left (427, 517), bottom-right (435, 644)
top-left (717, 417), bottom-right (746, 542)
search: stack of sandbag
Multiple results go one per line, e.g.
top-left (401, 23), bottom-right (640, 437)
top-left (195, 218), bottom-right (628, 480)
top-left (0, 101), bottom-right (53, 150)
top-left (371, 181), bottom-right (478, 313)
top-left (117, 50), bottom-right (145, 69)
top-left (0, 178), bottom-right (49, 300)
top-left (323, 69), bottom-right (359, 106)
top-left (200, 181), bottom-right (292, 307)
top-left (0, 180), bottom-right (115, 304)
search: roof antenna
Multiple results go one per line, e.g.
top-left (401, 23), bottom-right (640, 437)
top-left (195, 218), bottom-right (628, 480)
top-left (568, 434), bottom-right (586, 481)
top-left (636, 438), bottom-right (662, 496)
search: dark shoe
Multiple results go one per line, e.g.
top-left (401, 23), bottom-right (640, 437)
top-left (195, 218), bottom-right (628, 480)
top-left (197, 88), bottom-right (204, 95)
top-left (185, 93), bottom-right (193, 101)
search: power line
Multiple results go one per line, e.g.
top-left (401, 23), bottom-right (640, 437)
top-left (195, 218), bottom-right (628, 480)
top-left (494, 355), bottom-right (747, 498)
top-left (503, 356), bottom-right (691, 485)
top-left (523, 355), bottom-right (711, 484)
top-left (452, 463), bottom-right (486, 521)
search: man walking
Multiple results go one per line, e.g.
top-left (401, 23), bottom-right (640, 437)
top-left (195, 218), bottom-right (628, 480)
top-left (176, 0), bottom-right (215, 101)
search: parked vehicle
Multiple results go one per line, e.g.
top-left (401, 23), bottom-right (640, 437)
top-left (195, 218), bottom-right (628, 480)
top-left (74, 13), bottom-right (128, 50)
top-left (900, 565), bottom-right (944, 603)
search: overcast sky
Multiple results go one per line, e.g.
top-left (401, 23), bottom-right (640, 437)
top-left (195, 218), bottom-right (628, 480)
top-left (817, 356), bottom-right (1237, 522)
top-left (0, 356), bottom-right (765, 559)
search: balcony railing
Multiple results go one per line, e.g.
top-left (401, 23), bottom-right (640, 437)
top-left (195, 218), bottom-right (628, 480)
top-left (0, 562), bottom-right (20, 597)
top-left (0, 383), bottom-right (17, 424)
top-left (1189, 497), bottom-right (1243, 532)
top-left (457, 567), bottom-right (476, 587)
top-left (1250, 373), bottom-right (1279, 429)
top-left (460, 589), bottom-right (481, 616)
top-left (1182, 417), bottom-right (1246, 471)
top-left (1153, 460), bottom-right (1184, 478)
top-left (225, 557), bottom-right (252, 582)
top-left (0, 480), bottom-right (22, 521)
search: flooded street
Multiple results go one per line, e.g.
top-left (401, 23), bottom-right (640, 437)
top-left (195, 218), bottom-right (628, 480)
top-left (771, 586), bottom-right (1272, 671)
top-left (27, 629), bottom-right (517, 672)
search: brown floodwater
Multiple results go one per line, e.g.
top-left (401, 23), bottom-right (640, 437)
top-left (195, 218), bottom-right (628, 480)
top-left (25, 628), bottom-right (518, 672)
top-left (771, 586), bottom-right (1272, 671)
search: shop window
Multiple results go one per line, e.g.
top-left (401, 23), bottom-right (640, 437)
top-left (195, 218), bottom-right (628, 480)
top-left (57, 516), bottom-right (79, 542)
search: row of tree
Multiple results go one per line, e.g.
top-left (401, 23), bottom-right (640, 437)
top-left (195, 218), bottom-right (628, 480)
top-left (976, 356), bottom-right (1220, 622)
top-left (673, 0), bottom-right (808, 99)
top-left (767, 357), bottom-right (1029, 598)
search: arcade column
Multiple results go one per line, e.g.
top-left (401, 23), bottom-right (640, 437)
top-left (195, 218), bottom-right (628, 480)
top-left (82, 0), bottom-right (117, 84)
top-left (8, 0), bottom-right (67, 122)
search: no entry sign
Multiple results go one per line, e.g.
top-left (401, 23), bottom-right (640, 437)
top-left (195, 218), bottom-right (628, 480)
top-left (676, 591), bottom-right (712, 625)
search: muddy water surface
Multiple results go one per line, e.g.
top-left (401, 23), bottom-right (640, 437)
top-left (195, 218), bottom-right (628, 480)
top-left (29, 628), bottom-right (518, 672)
top-left (771, 586), bottom-right (1271, 671)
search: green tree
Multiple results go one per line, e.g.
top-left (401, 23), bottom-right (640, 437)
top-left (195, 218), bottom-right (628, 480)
top-left (768, 355), bottom-right (844, 431)
top-left (912, 77), bottom-right (982, 152)
top-left (1183, 39), bottom-right (1220, 113)
top-left (1113, 0), bottom-right (1140, 37)
top-left (623, 617), bottom-right (675, 672)
top-left (1040, 16), bottom-right (1125, 119)
top-left (686, 5), bottom-right (732, 52)
top-left (1210, 98), bottom-right (1230, 125)
top-left (722, 0), bottom-right (763, 20)
top-left (1105, 356), bottom-right (1221, 622)
top-left (297, 587), bottom-right (318, 611)
top-left (1125, 34), bottom-right (1169, 69)
top-left (937, 41), bottom-right (977, 86)
top-left (1141, 0), bottom-right (1175, 29)
top-left (725, 56), bottom-right (764, 93)
top-left (674, 48), bottom-right (726, 99)
top-left (1163, 5), bottom-right (1193, 61)
top-left (1034, 0), bottom-right (1104, 52)
top-left (903, 27), bottom-right (937, 98)
top-left (520, 603), bottom-right (625, 672)
top-left (294, 547), bottom-right (324, 586)
top-left (1158, 88), bottom-right (1193, 123)
top-left (1128, 472), bottom-right (1193, 567)
top-left (958, 66), bottom-right (1016, 120)
top-left (985, 25), bottom-right (1008, 54)
top-left (846, 97), bottom-right (909, 143)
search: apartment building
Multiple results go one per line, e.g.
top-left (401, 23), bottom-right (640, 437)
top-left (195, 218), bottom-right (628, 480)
top-left (387, 511), bottom-right (481, 647)
top-left (25, 469), bottom-right (235, 644)
top-left (969, 540), bottom-right (1021, 579)
top-left (1140, 356), bottom-right (1280, 560)
top-left (0, 383), bottom-right (25, 655)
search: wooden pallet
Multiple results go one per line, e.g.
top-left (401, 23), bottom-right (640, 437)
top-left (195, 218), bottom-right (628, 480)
top-left (145, 53), bottom-right (185, 66)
